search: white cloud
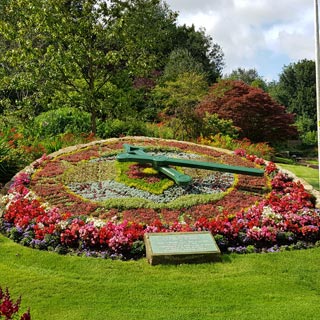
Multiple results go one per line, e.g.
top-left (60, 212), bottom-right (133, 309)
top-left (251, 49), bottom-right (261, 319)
top-left (165, 0), bottom-right (315, 81)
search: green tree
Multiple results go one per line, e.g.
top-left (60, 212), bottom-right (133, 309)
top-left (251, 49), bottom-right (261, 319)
top-left (225, 68), bottom-right (267, 91)
top-left (201, 113), bottom-right (239, 139)
top-left (295, 114), bottom-right (317, 146)
top-left (273, 59), bottom-right (316, 131)
top-left (161, 48), bottom-right (205, 82)
top-left (0, 0), bottom-right (178, 133)
top-left (153, 72), bottom-right (208, 139)
top-left (0, 0), bottom-right (43, 125)
top-left (172, 24), bottom-right (224, 83)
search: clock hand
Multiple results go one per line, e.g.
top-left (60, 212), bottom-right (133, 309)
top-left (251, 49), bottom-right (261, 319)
top-left (117, 151), bottom-right (192, 185)
top-left (157, 166), bottom-right (192, 185)
top-left (116, 144), bottom-right (264, 185)
top-left (117, 152), bottom-right (263, 176)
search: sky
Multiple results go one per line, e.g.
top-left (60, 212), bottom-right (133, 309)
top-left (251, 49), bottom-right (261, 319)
top-left (165, 0), bottom-right (315, 82)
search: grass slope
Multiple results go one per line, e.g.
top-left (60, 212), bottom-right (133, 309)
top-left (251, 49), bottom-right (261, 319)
top-left (1, 235), bottom-right (320, 320)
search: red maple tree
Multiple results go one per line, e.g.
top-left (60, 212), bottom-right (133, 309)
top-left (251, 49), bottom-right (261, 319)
top-left (196, 80), bottom-right (297, 143)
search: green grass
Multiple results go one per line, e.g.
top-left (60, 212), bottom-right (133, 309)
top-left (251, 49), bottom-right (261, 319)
top-left (305, 160), bottom-right (318, 165)
top-left (1, 235), bottom-right (320, 320)
top-left (276, 163), bottom-right (320, 190)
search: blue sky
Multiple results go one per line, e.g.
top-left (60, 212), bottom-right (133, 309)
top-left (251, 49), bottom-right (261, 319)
top-left (165, 0), bottom-right (315, 82)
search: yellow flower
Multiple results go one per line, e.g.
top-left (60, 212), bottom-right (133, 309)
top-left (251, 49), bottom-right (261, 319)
top-left (142, 167), bottom-right (158, 175)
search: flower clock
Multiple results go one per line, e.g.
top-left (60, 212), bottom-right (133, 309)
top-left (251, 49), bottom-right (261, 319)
top-left (1, 137), bottom-right (320, 260)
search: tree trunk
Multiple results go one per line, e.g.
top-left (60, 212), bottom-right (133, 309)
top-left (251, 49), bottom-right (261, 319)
top-left (91, 109), bottom-right (96, 135)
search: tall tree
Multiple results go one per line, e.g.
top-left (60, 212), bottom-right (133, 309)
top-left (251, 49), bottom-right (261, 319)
top-left (0, 0), bottom-right (43, 124)
top-left (161, 48), bottom-right (205, 82)
top-left (196, 80), bottom-right (297, 144)
top-left (153, 72), bottom-right (208, 139)
top-left (0, 0), bottom-right (178, 133)
top-left (172, 24), bottom-right (224, 84)
top-left (273, 59), bottom-right (316, 131)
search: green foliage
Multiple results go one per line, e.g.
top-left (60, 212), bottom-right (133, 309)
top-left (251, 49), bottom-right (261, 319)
top-left (153, 72), bottom-right (208, 140)
top-left (97, 118), bottom-right (148, 138)
top-left (301, 131), bottom-right (317, 146)
top-left (272, 60), bottom-right (316, 143)
top-left (225, 67), bottom-right (267, 91)
top-left (276, 60), bottom-right (316, 116)
top-left (162, 48), bottom-right (205, 82)
top-left (0, 0), bottom-right (226, 133)
top-left (154, 72), bottom-right (208, 110)
top-left (295, 114), bottom-right (317, 146)
top-left (120, 0), bottom-right (178, 73)
top-left (200, 134), bottom-right (274, 160)
top-left (102, 191), bottom-right (226, 211)
top-left (273, 157), bottom-right (295, 165)
top-left (201, 113), bottom-right (239, 139)
top-left (0, 134), bottom-right (24, 183)
top-left (0, 125), bottom-right (97, 184)
top-left (33, 108), bottom-right (91, 137)
top-left (130, 240), bottom-right (145, 256)
top-left (0, 0), bottom-right (180, 133)
top-left (172, 24), bottom-right (225, 83)
top-left (145, 123), bottom-right (175, 139)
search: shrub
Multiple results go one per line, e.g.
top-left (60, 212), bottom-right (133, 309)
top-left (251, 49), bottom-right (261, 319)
top-left (0, 126), bottom-right (97, 185)
top-left (97, 118), bottom-right (148, 138)
top-left (33, 108), bottom-right (91, 137)
top-left (0, 138), bottom-right (19, 184)
top-left (145, 123), bottom-right (174, 139)
top-left (199, 134), bottom-right (274, 160)
top-left (301, 131), bottom-right (317, 147)
top-left (0, 132), bottom-right (20, 183)
top-left (201, 113), bottom-right (239, 139)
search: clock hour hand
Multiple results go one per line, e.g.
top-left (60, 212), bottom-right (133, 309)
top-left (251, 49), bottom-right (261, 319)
top-left (117, 150), bottom-right (192, 185)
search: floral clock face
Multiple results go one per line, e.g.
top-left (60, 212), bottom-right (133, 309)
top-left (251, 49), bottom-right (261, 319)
top-left (2, 137), bottom-right (318, 259)
top-left (29, 137), bottom-right (268, 225)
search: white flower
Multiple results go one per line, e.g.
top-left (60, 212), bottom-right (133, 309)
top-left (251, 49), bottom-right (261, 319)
top-left (87, 217), bottom-right (105, 228)
top-left (262, 206), bottom-right (282, 220)
top-left (37, 222), bottom-right (44, 229)
top-left (57, 220), bottom-right (68, 230)
top-left (25, 167), bottom-right (35, 175)
top-left (250, 226), bottom-right (261, 233)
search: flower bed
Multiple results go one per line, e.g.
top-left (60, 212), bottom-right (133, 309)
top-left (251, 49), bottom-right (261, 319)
top-left (1, 137), bottom-right (319, 260)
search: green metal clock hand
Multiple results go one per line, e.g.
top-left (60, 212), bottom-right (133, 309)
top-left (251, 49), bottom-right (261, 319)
top-left (117, 151), bottom-right (192, 185)
top-left (116, 144), bottom-right (264, 185)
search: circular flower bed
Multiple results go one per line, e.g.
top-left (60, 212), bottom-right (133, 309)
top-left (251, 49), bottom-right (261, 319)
top-left (1, 137), bottom-right (319, 259)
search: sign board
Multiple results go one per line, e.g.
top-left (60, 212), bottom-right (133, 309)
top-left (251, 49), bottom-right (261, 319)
top-left (144, 232), bottom-right (221, 265)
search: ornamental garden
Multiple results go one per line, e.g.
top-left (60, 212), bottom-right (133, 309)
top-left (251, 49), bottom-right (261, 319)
top-left (1, 137), bottom-right (319, 260)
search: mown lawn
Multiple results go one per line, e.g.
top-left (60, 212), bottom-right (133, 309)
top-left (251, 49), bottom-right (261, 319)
top-left (1, 235), bottom-right (320, 320)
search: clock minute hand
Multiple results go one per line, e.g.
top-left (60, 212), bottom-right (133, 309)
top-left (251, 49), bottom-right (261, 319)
top-left (117, 147), bottom-right (264, 177)
top-left (155, 157), bottom-right (264, 177)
